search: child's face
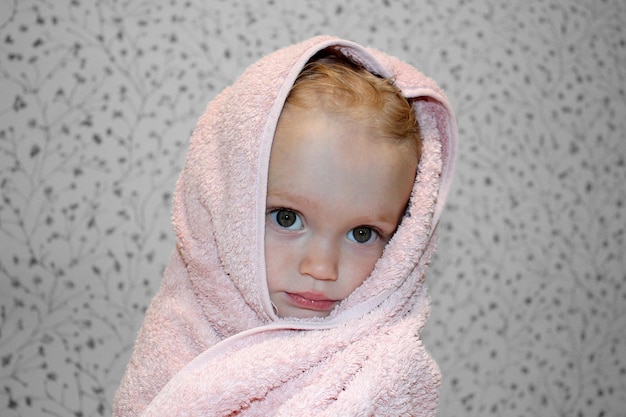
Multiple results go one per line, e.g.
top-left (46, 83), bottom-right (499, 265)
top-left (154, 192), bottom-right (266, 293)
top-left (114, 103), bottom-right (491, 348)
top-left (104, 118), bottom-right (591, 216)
top-left (265, 105), bottom-right (417, 318)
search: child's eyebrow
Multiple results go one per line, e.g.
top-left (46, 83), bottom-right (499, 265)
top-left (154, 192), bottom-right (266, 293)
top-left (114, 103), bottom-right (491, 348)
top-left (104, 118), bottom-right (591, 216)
top-left (266, 190), bottom-right (319, 209)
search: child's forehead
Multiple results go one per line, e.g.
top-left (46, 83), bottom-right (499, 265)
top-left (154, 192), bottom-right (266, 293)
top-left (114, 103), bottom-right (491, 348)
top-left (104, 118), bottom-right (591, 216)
top-left (269, 105), bottom-right (417, 200)
top-left (273, 104), bottom-right (418, 167)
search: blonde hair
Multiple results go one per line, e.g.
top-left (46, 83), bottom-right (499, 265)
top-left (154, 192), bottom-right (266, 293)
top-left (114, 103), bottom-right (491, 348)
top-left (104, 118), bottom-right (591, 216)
top-left (285, 49), bottom-right (422, 159)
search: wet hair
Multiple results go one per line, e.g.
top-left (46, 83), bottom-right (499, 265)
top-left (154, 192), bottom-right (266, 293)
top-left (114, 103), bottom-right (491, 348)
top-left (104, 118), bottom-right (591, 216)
top-left (284, 48), bottom-right (422, 160)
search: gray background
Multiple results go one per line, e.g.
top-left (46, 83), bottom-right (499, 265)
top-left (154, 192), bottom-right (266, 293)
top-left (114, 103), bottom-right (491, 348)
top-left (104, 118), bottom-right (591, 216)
top-left (1, 0), bottom-right (624, 416)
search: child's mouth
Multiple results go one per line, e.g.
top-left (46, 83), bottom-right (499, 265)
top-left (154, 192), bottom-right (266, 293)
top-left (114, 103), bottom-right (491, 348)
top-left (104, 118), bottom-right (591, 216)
top-left (286, 292), bottom-right (337, 311)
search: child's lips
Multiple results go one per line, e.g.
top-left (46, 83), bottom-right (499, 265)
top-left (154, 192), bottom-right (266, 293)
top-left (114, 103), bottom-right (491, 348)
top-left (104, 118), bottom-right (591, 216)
top-left (285, 292), bottom-right (337, 311)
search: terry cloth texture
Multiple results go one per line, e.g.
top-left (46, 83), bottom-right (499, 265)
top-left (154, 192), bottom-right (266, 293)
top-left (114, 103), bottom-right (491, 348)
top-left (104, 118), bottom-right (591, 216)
top-left (112, 35), bottom-right (458, 417)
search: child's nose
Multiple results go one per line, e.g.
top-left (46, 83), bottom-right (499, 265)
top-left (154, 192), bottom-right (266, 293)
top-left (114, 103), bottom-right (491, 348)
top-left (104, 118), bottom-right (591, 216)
top-left (299, 237), bottom-right (338, 281)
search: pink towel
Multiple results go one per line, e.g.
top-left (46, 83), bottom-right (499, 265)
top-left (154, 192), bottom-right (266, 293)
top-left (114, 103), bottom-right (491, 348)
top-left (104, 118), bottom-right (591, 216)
top-left (112, 35), bottom-right (457, 416)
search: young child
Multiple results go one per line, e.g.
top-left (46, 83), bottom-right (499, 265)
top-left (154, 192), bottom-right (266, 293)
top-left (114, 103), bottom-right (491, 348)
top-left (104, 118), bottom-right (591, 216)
top-left (266, 52), bottom-right (421, 319)
top-left (113, 36), bottom-right (457, 416)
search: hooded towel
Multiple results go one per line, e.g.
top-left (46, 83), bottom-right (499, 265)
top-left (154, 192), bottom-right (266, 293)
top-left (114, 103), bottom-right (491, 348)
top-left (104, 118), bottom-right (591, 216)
top-left (113, 35), bottom-right (457, 417)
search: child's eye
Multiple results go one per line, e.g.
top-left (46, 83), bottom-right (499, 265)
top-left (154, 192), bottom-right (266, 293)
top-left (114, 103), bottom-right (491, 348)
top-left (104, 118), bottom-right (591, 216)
top-left (347, 226), bottom-right (379, 244)
top-left (269, 209), bottom-right (303, 230)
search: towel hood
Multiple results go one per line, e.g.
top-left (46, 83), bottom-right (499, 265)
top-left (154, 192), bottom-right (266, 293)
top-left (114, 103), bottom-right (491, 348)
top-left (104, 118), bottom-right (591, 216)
top-left (172, 35), bottom-right (457, 333)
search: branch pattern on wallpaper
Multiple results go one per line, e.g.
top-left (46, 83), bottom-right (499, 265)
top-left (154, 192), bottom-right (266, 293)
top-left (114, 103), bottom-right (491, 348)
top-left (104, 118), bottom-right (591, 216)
top-left (0, 0), bottom-right (625, 416)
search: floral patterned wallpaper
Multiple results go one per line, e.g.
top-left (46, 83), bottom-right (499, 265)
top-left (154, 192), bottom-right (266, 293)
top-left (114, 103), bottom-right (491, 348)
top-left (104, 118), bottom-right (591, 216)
top-left (0, 0), bottom-right (624, 416)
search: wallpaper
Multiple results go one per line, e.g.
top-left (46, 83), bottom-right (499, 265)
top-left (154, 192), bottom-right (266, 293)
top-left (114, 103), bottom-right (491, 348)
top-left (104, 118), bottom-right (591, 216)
top-left (0, 0), bottom-right (624, 416)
